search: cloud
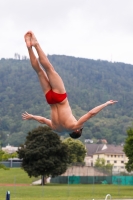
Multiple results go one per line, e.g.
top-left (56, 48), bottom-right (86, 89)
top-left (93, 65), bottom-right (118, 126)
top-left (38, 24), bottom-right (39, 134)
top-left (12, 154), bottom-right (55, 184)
top-left (0, 0), bottom-right (133, 64)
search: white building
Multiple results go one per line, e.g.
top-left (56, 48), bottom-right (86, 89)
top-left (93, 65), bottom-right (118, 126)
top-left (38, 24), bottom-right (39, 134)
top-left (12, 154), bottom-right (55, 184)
top-left (84, 143), bottom-right (106, 167)
top-left (85, 144), bottom-right (129, 174)
top-left (2, 144), bottom-right (18, 154)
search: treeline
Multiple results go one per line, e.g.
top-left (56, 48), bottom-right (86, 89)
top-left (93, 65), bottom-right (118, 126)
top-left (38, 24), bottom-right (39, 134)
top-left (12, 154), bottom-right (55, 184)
top-left (0, 55), bottom-right (133, 146)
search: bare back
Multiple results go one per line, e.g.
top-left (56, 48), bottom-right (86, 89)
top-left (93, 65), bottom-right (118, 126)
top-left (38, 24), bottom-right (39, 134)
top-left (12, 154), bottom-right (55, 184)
top-left (50, 98), bottom-right (80, 133)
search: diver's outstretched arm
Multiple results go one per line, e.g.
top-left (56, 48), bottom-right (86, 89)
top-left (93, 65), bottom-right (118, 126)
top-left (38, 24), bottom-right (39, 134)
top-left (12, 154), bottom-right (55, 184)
top-left (77, 100), bottom-right (118, 126)
top-left (22, 111), bottom-right (52, 128)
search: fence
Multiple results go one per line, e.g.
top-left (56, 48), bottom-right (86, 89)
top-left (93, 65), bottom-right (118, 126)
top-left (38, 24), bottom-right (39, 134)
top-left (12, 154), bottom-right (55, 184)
top-left (51, 164), bottom-right (133, 185)
top-left (1, 161), bottom-right (133, 185)
top-left (0, 160), bottom-right (22, 168)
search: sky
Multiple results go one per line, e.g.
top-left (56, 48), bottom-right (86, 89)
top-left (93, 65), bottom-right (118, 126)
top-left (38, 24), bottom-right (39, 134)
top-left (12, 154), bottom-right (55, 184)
top-left (1, 0), bottom-right (133, 65)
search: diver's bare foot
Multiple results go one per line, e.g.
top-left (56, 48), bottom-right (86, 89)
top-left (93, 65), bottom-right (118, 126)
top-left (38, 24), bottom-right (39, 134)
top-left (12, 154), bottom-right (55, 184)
top-left (24, 32), bottom-right (32, 48)
top-left (24, 31), bottom-right (39, 48)
top-left (28, 31), bottom-right (39, 47)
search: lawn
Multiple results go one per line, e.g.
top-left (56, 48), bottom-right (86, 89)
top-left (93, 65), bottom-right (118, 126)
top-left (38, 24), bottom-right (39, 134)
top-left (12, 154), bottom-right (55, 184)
top-left (0, 168), bottom-right (133, 200)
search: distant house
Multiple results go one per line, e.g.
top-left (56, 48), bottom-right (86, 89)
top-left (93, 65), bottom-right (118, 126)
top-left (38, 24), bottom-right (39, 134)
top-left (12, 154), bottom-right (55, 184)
top-left (84, 144), bottom-right (129, 174)
top-left (84, 139), bottom-right (93, 143)
top-left (84, 143), bottom-right (106, 167)
top-left (1, 145), bottom-right (22, 168)
top-left (2, 144), bottom-right (18, 154)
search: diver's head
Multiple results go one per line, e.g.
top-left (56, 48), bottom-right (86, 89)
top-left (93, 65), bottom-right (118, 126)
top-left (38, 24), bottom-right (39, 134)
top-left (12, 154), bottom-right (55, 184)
top-left (69, 128), bottom-right (83, 139)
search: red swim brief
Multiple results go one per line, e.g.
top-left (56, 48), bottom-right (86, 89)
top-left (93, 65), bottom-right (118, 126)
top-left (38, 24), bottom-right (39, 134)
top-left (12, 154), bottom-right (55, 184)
top-left (45, 90), bottom-right (67, 104)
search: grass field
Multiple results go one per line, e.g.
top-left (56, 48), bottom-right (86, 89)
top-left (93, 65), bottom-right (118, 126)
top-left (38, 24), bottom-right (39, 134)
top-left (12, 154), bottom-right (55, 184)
top-left (0, 168), bottom-right (133, 200)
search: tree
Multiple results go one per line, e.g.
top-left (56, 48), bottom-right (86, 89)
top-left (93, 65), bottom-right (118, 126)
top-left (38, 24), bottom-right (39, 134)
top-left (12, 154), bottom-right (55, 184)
top-left (14, 53), bottom-right (20, 60)
top-left (0, 150), bottom-right (9, 170)
top-left (124, 125), bottom-right (133, 172)
top-left (95, 158), bottom-right (106, 167)
top-left (0, 131), bottom-right (7, 147)
top-left (63, 137), bottom-right (86, 164)
top-left (17, 126), bottom-right (69, 184)
top-left (94, 158), bottom-right (113, 173)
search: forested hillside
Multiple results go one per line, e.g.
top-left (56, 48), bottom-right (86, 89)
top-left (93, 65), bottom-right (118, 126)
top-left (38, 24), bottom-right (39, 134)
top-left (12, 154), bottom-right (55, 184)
top-left (0, 55), bottom-right (133, 146)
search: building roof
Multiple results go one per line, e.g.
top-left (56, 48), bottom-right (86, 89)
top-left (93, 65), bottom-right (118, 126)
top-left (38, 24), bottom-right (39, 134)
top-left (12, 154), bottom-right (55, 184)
top-left (85, 144), bottom-right (105, 156)
top-left (85, 144), bottom-right (124, 156)
top-left (95, 145), bottom-right (124, 154)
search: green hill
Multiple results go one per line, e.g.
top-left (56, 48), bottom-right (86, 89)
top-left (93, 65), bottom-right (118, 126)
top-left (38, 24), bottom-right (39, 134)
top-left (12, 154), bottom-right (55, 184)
top-left (0, 55), bottom-right (133, 145)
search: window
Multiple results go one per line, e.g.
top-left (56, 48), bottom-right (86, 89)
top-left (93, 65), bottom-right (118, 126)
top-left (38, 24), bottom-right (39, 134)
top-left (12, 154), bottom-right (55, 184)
top-left (121, 161), bottom-right (124, 163)
top-left (114, 161), bottom-right (117, 163)
top-left (107, 160), bottom-right (110, 163)
top-left (113, 166), bottom-right (117, 168)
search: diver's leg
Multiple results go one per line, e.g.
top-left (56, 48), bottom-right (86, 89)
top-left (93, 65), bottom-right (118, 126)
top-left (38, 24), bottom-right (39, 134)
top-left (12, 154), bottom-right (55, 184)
top-left (26, 31), bottom-right (66, 94)
top-left (24, 32), bottom-right (51, 94)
